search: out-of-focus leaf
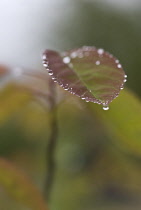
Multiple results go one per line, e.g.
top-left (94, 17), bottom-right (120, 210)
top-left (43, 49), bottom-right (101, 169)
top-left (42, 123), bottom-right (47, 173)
top-left (0, 84), bottom-right (32, 124)
top-left (18, 103), bottom-right (50, 139)
top-left (88, 89), bottom-right (141, 156)
top-left (0, 65), bottom-right (9, 76)
top-left (0, 158), bottom-right (47, 210)
top-left (42, 47), bottom-right (126, 108)
top-left (52, 99), bottom-right (141, 210)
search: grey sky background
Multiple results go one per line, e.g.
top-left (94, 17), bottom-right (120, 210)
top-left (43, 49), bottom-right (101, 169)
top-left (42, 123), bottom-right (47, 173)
top-left (0, 0), bottom-right (140, 70)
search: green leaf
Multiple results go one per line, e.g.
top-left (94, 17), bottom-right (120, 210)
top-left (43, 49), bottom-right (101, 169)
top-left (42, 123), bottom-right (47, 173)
top-left (42, 46), bottom-right (126, 109)
top-left (0, 84), bottom-right (32, 124)
top-left (88, 89), bottom-right (141, 156)
top-left (0, 158), bottom-right (47, 210)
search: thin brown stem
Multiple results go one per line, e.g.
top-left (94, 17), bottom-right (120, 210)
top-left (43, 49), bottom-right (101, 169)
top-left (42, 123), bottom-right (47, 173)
top-left (44, 78), bottom-right (58, 201)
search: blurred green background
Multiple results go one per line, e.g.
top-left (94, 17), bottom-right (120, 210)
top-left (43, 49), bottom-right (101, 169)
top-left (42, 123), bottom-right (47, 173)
top-left (0, 0), bottom-right (141, 209)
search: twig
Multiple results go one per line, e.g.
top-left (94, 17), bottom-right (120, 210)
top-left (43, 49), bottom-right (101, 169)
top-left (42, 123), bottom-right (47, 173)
top-left (44, 78), bottom-right (58, 201)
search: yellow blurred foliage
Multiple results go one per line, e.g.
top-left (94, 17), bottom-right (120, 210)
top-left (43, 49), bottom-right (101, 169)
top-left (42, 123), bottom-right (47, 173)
top-left (0, 84), bottom-right (32, 124)
top-left (89, 89), bottom-right (141, 156)
top-left (0, 158), bottom-right (47, 210)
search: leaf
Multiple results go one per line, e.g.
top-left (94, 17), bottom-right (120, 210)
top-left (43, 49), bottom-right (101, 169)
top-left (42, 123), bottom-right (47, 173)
top-left (88, 89), bottom-right (141, 156)
top-left (0, 158), bottom-right (47, 210)
top-left (0, 70), bottom-right (51, 125)
top-left (0, 84), bottom-right (32, 124)
top-left (42, 46), bottom-right (126, 109)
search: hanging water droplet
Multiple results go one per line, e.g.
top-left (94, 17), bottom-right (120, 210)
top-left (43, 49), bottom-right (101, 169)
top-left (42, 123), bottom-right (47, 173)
top-left (120, 87), bottom-right (124, 90)
top-left (124, 75), bottom-right (127, 78)
top-left (63, 56), bottom-right (71, 64)
top-left (117, 64), bottom-right (122, 68)
top-left (43, 63), bottom-right (48, 67)
top-left (48, 72), bottom-right (53, 75)
top-left (115, 60), bottom-right (119, 63)
top-left (98, 48), bottom-right (104, 55)
top-left (96, 60), bottom-right (100, 65)
top-left (42, 55), bottom-right (47, 60)
top-left (103, 105), bottom-right (109, 111)
top-left (82, 97), bottom-right (85, 100)
top-left (124, 79), bottom-right (127, 82)
top-left (48, 70), bottom-right (52, 73)
top-left (64, 85), bottom-right (68, 90)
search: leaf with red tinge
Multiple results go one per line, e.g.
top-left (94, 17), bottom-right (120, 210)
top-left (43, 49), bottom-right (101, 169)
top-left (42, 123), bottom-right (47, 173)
top-left (0, 158), bottom-right (47, 210)
top-left (42, 46), bottom-right (127, 110)
top-left (0, 65), bottom-right (10, 76)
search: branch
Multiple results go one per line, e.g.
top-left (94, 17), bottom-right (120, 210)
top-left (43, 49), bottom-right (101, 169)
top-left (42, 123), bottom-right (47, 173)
top-left (44, 78), bottom-right (58, 201)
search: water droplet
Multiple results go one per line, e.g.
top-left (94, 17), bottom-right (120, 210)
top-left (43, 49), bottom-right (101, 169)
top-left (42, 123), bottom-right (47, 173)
top-left (124, 75), bottom-right (127, 78)
top-left (96, 60), bottom-right (100, 65)
top-left (48, 70), bottom-right (52, 73)
top-left (103, 106), bottom-right (109, 111)
top-left (120, 87), bottom-right (124, 90)
top-left (98, 48), bottom-right (104, 55)
top-left (63, 56), bottom-right (71, 64)
top-left (115, 60), bottom-right (119, 63)
top-left (124, 79), bottom-right (127, 82)
top-left (48, 72), bottom-right (53, 75)
top-left (43, 63), bottom-right (48, 67)
top-left (86, 100), bottom-right (89, 102)
top-left (70, 52), bottom-right (77, 58)
top-left (117, 64), bottom-right (122, 68)
top-left (42, 55), bottom-right (46, 60)
top-left (82, 97), bottom-right (85, 100)
top-left (64, 85), bottom-right (68, 90)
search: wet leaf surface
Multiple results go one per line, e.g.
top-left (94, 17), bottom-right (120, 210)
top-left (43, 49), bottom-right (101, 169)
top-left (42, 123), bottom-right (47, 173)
top-left (42, 47), bottom-right (126, 109)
